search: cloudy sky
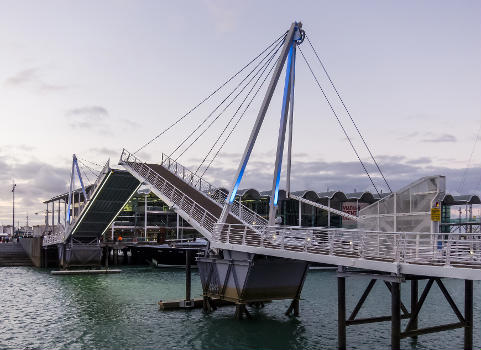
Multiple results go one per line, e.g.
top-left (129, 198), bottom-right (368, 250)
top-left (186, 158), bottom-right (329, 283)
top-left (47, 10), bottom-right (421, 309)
top-left (0, 0), bottom-right (480, 225)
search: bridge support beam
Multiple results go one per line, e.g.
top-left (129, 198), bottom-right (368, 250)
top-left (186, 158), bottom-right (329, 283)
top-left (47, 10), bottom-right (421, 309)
top-left (286, 263), bottom-right (308, 317)
top-left (410, 279), bottom-right (418, 341)
top-left (337, 269), bottom-right (474, 350)
top-left (391, 282), bottom-right (401, 350)
top-left (218, 22), bottom-right (301, 226)
top-left (104, 247), bottom-right (109, 269)
top-left (337, 275), bottom-right (346, 350)
top-left (185, 249), bottom-right (192, 302)
top-left (465, 280), bottom-right (473, 350)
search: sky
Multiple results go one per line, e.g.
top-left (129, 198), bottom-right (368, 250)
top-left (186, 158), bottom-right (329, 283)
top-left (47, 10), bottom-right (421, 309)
top-left (0, 0), bottom-right (480, 225)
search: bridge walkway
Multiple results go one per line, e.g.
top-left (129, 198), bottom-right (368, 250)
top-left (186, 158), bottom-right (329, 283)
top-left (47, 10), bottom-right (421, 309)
top-left (43, 164), bottom-right (140, 246)
top-left (120, 149), bottom-right (481, 281)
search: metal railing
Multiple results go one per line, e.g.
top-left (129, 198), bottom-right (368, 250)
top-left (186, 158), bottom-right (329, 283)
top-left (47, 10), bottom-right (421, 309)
top-left (43, 161), bottom-right (111, 247)
top-left (212, 223), bottom-right (481, 269)
top-left (120, 150), bottom-right (219, 240)
top-left (42, 225), bottom-right (66, 246)
top-left (66, 160), bottom-right (110, 233)
top-left (122, 149), bottom-right (267, 228)
top-left (159, 152), bottom-right (267, 227)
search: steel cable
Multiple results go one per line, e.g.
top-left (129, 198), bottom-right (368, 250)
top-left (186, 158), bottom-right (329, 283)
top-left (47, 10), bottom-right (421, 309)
top-left (194, 44), bottom-right (282, 176)
top-left (458, 116), bottom-right (481, 192)
top-left (77, 158), bottom-right (100, 178)
top-left (199, 53), bottom-right (281, 180)
top-left (176, 41), bottom-right (283, 167)
top-left (306, 35), bottom-right (392, 193)
top-left (134, 31), bottom-right (287, 155)
top-left (298, 46), bottom-right (383, 198)
top-left (169, 37), bottom-right (284, 160)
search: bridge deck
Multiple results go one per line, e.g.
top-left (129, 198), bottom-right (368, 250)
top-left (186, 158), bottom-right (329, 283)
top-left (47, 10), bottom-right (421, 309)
top-left (146, 163), bottom-right (243, 226)
top-left (43, 169), bottom-right (140, 246)
top-left (120, 149), bottom-right (481, 280)
top-left (71, 170), bottom-right (140, 240)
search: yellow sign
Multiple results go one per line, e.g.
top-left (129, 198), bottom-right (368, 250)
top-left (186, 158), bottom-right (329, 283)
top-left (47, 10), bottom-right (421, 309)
top-left (431, 207), bottom-right (441, 222)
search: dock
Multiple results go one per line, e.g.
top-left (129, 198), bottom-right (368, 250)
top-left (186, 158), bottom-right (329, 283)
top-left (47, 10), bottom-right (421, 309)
top-left (51, 269), bottom-right (122, 275)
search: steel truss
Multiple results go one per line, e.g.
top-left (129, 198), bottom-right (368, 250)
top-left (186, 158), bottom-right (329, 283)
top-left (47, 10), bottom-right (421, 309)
top-left (337, 268), bottom-right (474, 350)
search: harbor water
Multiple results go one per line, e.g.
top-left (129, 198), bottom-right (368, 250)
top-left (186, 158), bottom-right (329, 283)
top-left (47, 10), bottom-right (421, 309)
top-left (1, 267), bottom-right (479, 350)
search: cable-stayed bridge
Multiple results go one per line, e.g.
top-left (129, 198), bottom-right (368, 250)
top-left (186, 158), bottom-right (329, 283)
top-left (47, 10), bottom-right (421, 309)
top-left (40, 22), bottom-right (478, 349)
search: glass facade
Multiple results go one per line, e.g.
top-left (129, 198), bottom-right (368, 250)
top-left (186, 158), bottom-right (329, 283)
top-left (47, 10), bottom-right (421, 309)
top-left (359, 176), bottom-right (445, 233)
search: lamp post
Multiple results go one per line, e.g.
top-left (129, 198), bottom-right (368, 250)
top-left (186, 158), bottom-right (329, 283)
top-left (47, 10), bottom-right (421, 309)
top-left (12, 184), bottom-right (16, 237)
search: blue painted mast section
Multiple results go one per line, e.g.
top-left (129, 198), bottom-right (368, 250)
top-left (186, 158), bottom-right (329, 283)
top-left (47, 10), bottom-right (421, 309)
top-left (286, 44), bottom-right (296, 196)
top-left (66, 154), bottom-right (89, 224)
top-left (228, 44), bottom-right (294, 205)
top-left (74, 156), bottom-right (89, 202)
top-left (66, 156), bottom-right (75, 223)
top-left (268, 42), bottom-right (296, 225)
top-left (217, 22), bottom-right (301, 227)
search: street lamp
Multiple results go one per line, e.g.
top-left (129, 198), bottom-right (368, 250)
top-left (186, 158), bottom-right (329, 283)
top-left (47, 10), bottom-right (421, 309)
top-left (137, 186), bottom-right (151, 242)
top-left (12, 183), bottom-right (16, 237)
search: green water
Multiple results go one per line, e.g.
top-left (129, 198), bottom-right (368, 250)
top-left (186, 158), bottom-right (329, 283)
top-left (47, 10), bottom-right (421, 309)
top-left (0, 267), bottom-right (479, 349)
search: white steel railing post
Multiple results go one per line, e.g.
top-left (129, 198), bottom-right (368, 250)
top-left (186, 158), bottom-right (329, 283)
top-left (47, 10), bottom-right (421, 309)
top-left (445, 235), bottom-right (452, 266)
top-left (200, 211), bottom-right (207, 227)
top-left (360, 232), bottom-right (365, 259)
top-left (394, 235), bottom-right (399, 262)
top-left (329, 231), bottom-right (334, 255)
top-left (179, 194), bottom-right (185, 210)
top-left (415, 233), bottom-right (419, 260)
top-left (242, 226), bottom-right (247, 245)
top-left (227, 225), bottom-right (231, 244)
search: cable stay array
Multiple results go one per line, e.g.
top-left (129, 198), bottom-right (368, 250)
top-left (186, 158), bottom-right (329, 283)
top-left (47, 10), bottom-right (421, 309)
top-left (134, 31), bottom-right (288, 155)
top-left (131, 23), bottom-right (392, 211)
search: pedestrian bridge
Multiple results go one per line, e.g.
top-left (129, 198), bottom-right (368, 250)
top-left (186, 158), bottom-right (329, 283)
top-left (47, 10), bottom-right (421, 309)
top-left (120, 149), bottom-right (481, 281)
top-left (43, 161), bottom-right (140, 247)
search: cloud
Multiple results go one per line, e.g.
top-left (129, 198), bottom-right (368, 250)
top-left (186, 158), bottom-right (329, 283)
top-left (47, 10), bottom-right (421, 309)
top-left (4, 67), bottom-right (69, 92)
top-left (203, 0), bottom-right (239, 33)
top-left (396, 132), bottom-right (419, 141)
top-left (66, 105), bottom-right (109, 129)
top-left (406, 157), bottom-right (432, 165)
top-left (2, 148), bottom-right (479, 226)
top-left (397, 131), bottom-right (457, 143)
top-left (119, 118), bottom-right (140, 129)
top-left (0, 154), bottom-right (69, 225)
top-left (421, 133), bottom-right (457, 143)
top-left (200, 155), bottom-right (481, 197)
top-left (89, 147), bottom-right (118, 157)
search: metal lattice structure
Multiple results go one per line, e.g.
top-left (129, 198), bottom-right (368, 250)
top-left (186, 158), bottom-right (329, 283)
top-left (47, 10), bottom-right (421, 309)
top-left (359, 176), bottom-right (444, 233)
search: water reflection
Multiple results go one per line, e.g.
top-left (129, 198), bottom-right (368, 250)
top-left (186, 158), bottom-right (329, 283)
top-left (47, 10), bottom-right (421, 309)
top-left (0, 267), bottom-right (479, 350)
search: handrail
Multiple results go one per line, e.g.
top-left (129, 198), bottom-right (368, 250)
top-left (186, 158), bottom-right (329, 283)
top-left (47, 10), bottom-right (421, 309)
top-left (120, 149), bottom-right (217, 240)
top-left (159, 151), bottom-right (267, 227)
top-left (212, 223), bottom-right (481, 269)
top-left (122, 149), bottom-right (267, 227)
top-left (290, 193), bottom-right (359, 221)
